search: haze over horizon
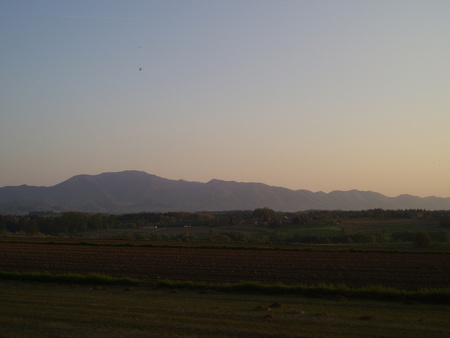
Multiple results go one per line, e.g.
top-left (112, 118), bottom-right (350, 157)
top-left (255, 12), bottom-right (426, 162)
top-left (2, 1), bottom-right (449, 198)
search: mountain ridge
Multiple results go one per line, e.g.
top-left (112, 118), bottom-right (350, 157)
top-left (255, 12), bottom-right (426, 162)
top-left (0, 170), bottom-right (449, 214)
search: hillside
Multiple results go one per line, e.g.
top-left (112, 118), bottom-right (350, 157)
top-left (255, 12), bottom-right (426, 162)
top-left (1, 170), bottom-right (449, 214)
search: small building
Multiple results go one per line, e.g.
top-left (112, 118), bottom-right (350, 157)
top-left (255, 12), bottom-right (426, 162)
top-left (143, 225), bottom-right (158, 229)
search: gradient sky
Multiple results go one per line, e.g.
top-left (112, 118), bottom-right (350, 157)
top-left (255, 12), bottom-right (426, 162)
top-left (1, 0), bottom-right (449, 197)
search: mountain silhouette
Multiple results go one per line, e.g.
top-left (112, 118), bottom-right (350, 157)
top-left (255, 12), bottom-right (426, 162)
top-left (0, 170), bottom-right (449, 214)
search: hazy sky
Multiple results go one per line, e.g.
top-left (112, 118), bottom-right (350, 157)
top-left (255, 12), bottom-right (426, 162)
top-left (1, 1), bottom-right (449, 197)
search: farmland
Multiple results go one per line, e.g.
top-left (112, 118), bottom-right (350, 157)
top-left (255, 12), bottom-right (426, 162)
top-left (1, 238), bottom-right (450, 337)
top-left (1, 240), bottom-right (449, 290)
top-left (1, 212), bottom-right (450, 336)
top-left (2, 280), bottom-right (450, 338)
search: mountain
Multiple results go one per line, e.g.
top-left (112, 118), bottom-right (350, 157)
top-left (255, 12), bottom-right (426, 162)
top-left (0, 170), bottom-right (449, 214)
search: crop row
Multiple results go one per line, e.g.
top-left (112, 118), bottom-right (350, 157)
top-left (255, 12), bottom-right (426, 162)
top-left (0, 242), bottom-right (448, 290)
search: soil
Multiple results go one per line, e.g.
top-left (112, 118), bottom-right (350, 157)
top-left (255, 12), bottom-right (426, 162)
top-left (1, 241), bottom-right (448, 290)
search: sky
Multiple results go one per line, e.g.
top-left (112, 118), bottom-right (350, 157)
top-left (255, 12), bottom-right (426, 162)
top-left (1, 0), bottom-right (449, 198)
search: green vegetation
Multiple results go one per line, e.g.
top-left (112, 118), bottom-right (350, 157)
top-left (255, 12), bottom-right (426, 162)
top-left (157, 280), bottom-right (450, 304)
top-left (0, 271), bottom-right (139, 286)
top-left (1, 280), bottom-right (449, 337)
top-left (1, 271), bottom-right (449, 304)
top-left (1, 208), bottom-right (450, 248)
top-left (414, 231), bottom-right (434, 248)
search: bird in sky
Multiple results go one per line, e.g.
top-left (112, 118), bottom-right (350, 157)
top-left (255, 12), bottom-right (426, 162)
top-left (139, 67), bottom-right (142, 71)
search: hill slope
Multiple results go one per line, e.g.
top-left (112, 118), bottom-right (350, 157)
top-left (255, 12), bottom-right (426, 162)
top-left (1, 170), bottom-right (449, 214)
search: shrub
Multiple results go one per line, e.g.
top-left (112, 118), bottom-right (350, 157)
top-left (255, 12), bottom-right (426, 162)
top-left (414, 231), bottom-right (433, 248)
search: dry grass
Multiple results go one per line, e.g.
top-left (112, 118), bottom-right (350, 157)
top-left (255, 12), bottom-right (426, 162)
top-left (1, 280), bottom-right (449, 337)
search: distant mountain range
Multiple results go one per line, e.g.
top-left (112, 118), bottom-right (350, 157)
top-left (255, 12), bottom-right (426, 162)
top-left (0, 170), bottom-right (449, 214)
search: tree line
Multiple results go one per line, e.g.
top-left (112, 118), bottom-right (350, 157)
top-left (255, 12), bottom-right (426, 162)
top-left (114, 228), bottom-right (447, 248)
top-left (1, 208), bottom-right (449, 247)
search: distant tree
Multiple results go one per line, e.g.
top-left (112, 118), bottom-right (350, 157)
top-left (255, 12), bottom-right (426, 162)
top-left (252, 208), bottom-right (277, 223)
top-left (26, 224), bottom-right (40, 236)
top-left (432, 231), bottom-right (450, 243)
top-left (87, 214), bottom-right (105, 230)
top-left (292, 214), bottom-right (313, 225)
top-left (119, 232), bottom-right (135, 241)
top-left (268, 230), bottom-right (286, 243)
top-left (60, 212), bottom-right (87, 233)
top-left (391, 231), bottom-right (415, 242)
top-left (175, 232), bottom-right (197, 242)
top-left (439, 215), bottom-right (450, 228)
top-left (159, 215), bottom-right (176, 227)
top-left (227, 231), bottom-right (250, 243)
top-left (414, 231), bottom-right (433, 248)
top-left (269, 220), bottom-right (281, 229)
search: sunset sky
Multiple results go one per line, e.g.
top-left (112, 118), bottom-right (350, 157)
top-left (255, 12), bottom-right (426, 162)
top-left (1, 1), bottom-right (449, 197)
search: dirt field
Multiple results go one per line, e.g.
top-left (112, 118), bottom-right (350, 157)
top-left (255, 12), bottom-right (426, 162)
top-left (1, 241), bottom-right (449, 290)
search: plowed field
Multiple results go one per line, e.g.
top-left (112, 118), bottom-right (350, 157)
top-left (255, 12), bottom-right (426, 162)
top-left (1, 242), bottom-right (449, 290)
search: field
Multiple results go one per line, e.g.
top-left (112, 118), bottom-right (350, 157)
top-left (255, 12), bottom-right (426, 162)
top-left (1, 280), bottom-right (450, 338)
top-left (1, 240), bottom-right (449, 290)
top-left (1, 238), bottom-right (450, 337)
top-left (76, 217), bottom-right (450, 246)
top-left (338, 218), bottom-right (440, 233)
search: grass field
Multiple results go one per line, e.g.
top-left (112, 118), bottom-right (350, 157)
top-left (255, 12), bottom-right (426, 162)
top-left (338, 218), bottom-right (442, 233)
top-left (1, 280), bottom-right (449, 337)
